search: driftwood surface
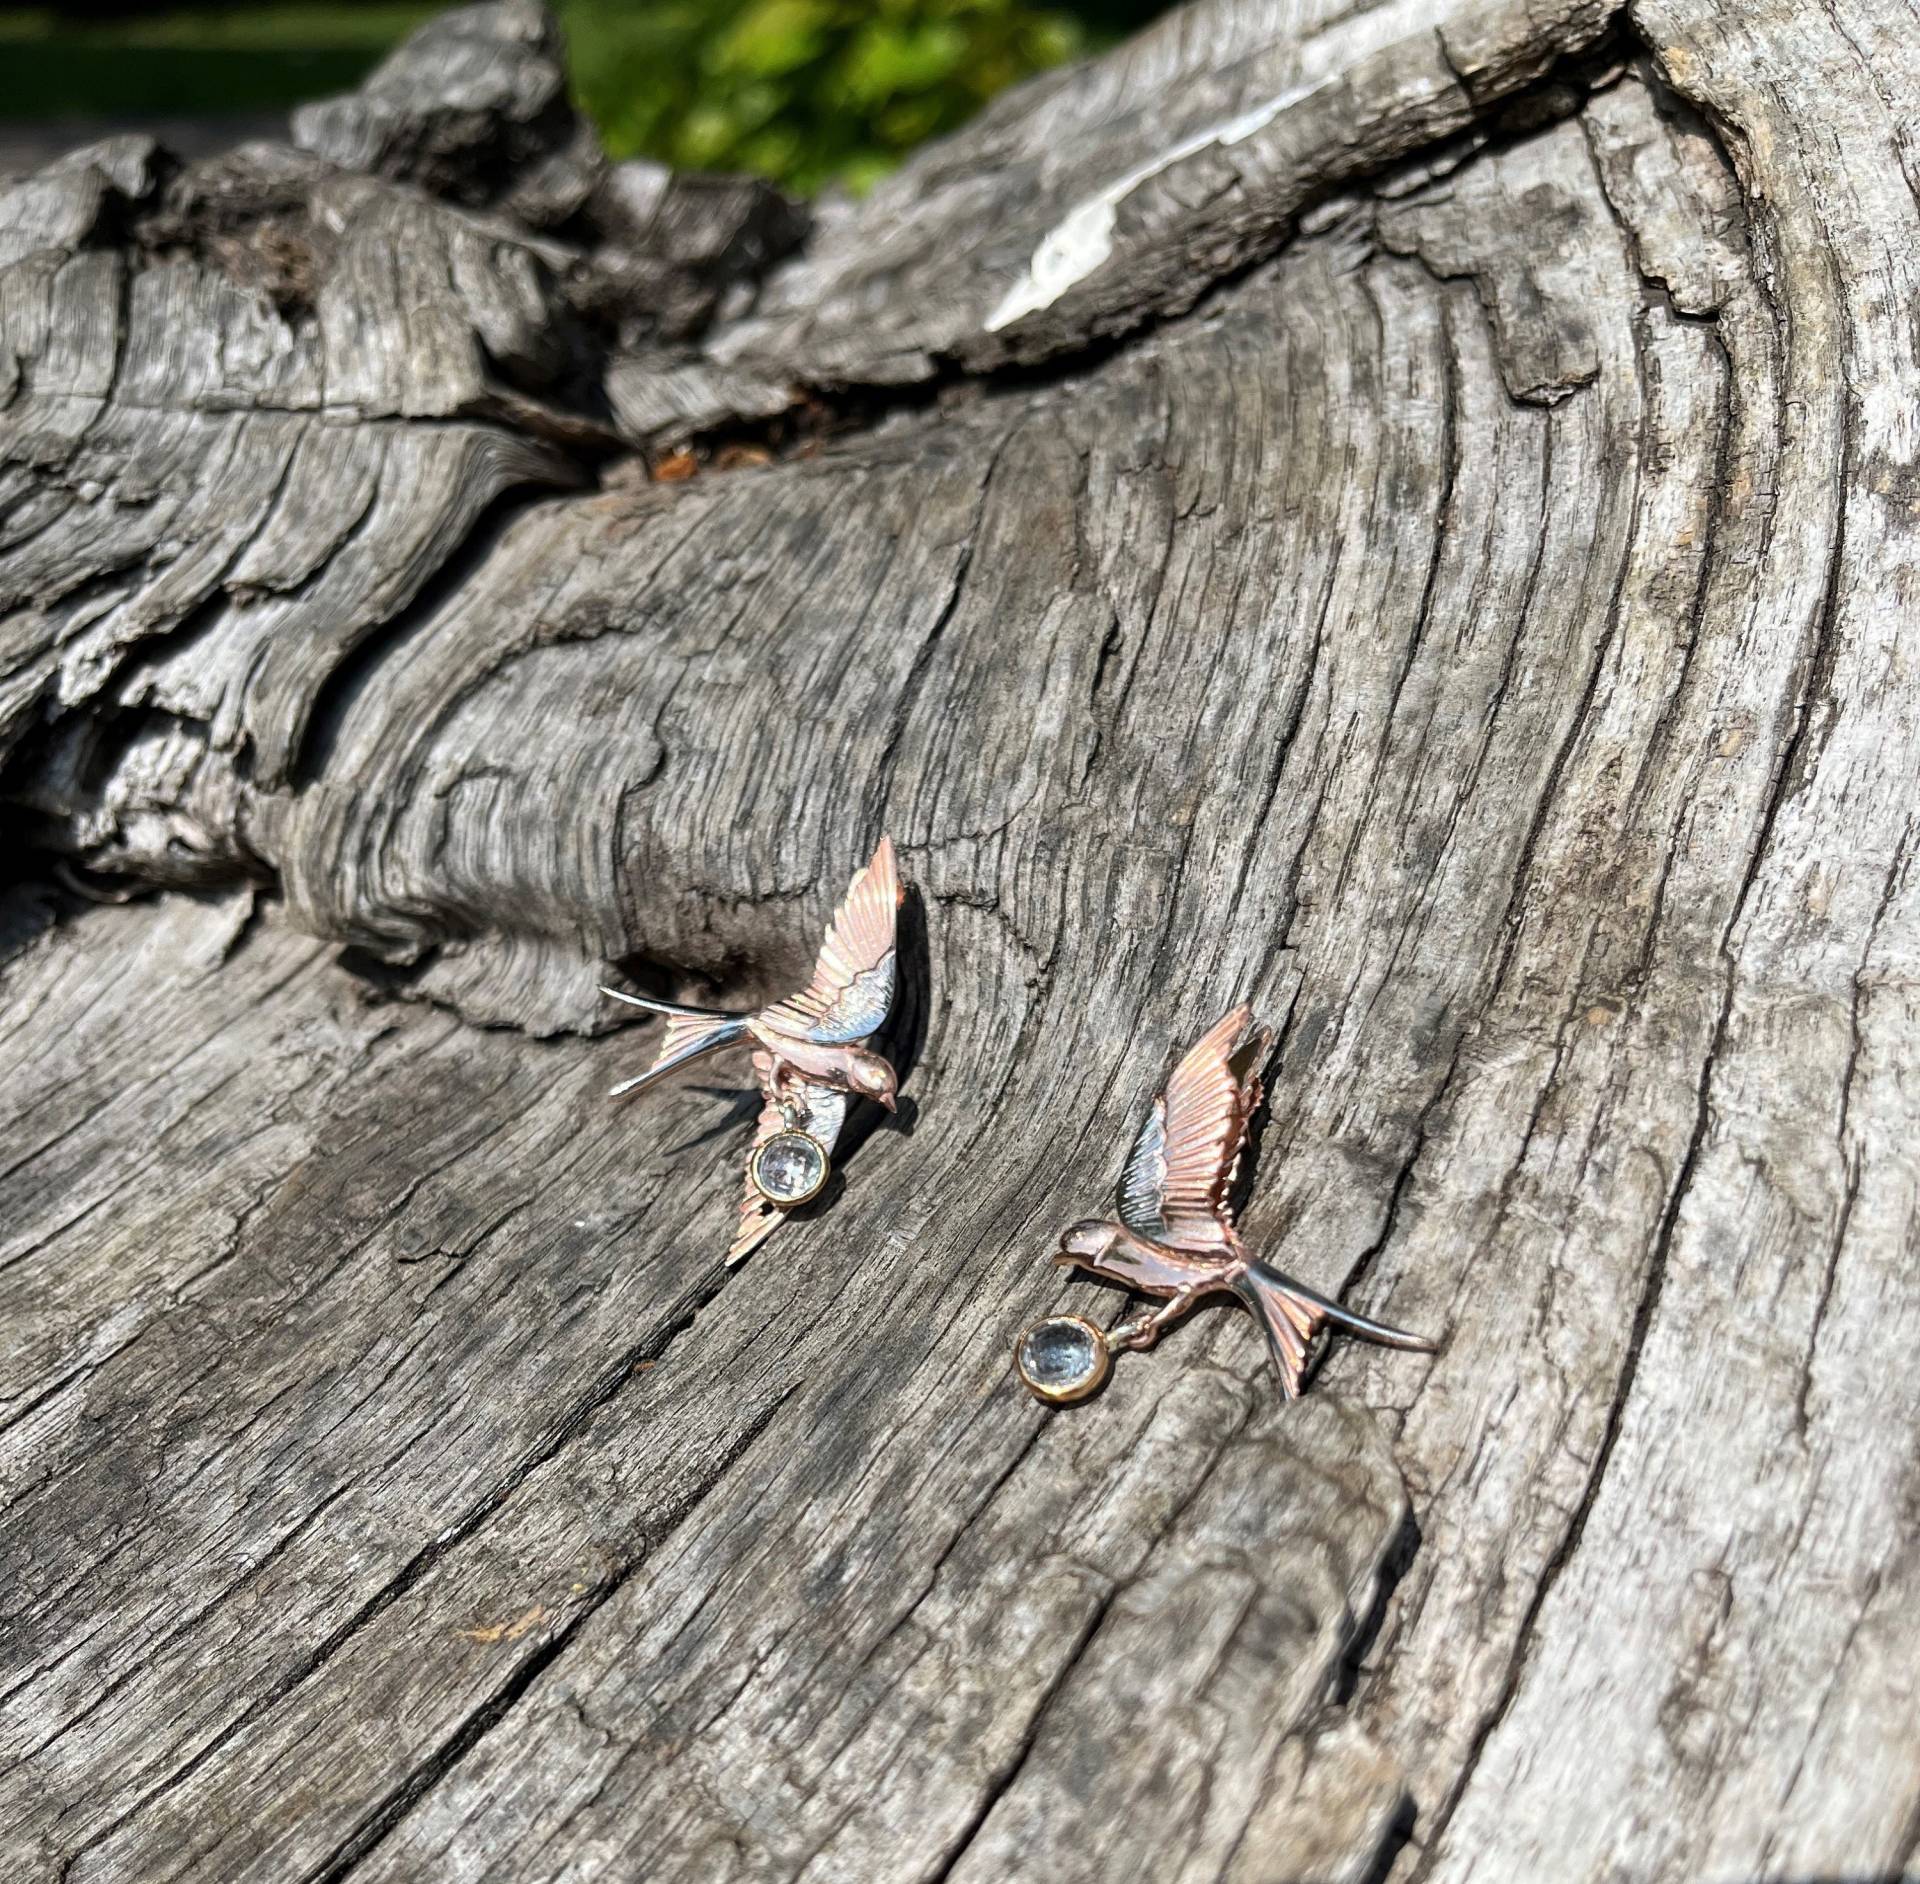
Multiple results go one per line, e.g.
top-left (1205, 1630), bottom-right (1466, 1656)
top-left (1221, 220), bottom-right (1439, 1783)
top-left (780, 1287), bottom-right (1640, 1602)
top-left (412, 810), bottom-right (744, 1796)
top-left (3, 0), bottom-right (1919, 1879)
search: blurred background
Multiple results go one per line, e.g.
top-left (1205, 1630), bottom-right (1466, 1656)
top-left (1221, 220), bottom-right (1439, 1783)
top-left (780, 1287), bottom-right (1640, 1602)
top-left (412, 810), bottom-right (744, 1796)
top-left (0, 0), bottom-right (1170, 189)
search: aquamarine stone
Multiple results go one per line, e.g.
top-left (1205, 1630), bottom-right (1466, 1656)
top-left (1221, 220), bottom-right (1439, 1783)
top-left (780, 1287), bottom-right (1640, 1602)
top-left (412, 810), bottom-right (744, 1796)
top-left (1016, 1316), bottom-right (1108, 1402)
top-left (752, 1131), bottom-right (827, 1204)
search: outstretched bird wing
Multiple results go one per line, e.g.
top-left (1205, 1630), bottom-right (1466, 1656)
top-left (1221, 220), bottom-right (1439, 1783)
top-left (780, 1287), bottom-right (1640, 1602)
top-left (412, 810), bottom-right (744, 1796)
top-left (1117, 1004), bottom-right (1273, 1252)
top-left (727, 1057), bottom-right (849, 1267)
top-left (758, 836), bottom-right (903, 1047)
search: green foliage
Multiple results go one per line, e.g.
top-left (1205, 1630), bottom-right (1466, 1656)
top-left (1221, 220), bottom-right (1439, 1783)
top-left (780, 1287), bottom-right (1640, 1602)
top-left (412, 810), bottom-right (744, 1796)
top-left (0, 6), bottom-right (441, 123)
top-left (559, 0), bottom-right (1096, 195)
top-left (0, 1), bottom-right (1143, 197)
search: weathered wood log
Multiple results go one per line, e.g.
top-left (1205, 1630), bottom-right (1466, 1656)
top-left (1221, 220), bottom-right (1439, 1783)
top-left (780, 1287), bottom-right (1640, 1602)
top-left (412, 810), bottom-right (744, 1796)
top-left (4, 0), bottom-right (1919, 1879)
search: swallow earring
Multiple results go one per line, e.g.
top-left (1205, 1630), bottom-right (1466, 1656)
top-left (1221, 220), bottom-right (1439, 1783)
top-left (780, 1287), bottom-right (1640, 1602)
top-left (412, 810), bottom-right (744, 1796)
top-left (603, 837), bottom-right (905, 1265)
top-left (1016, 1003), bottom-right (1435, 1405)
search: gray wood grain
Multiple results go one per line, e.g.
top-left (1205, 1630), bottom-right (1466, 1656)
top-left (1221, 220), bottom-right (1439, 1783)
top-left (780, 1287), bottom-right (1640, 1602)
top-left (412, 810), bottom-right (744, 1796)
top-left (3, 1), bottom-right (1918, 1879)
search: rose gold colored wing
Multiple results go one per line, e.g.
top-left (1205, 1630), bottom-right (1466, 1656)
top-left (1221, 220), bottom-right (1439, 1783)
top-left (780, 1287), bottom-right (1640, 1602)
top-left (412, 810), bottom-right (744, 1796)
top-left (759, 836), bottom-right (903, 1047)
top-left (1216, 1023), bottom-right (1272, 1214)
top-left (727, 1056), bottom-right (848, 1267)
top-left (1117, 1004), bottom-right (1273, 1253)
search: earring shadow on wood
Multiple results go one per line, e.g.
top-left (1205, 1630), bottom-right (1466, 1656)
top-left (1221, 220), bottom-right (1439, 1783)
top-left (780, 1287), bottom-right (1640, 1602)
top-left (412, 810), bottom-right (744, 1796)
top-left (665, 1085), bottom-right (766, 1156)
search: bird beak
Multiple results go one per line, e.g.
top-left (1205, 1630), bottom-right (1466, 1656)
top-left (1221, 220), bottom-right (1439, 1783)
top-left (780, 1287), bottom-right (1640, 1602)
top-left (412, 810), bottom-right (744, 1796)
top-left (880, 1093), bottom-right (898, 1113)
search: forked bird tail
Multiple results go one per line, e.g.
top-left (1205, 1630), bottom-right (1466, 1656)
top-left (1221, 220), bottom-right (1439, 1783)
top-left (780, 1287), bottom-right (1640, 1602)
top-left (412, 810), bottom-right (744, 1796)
top-left (600, 987), bottom-right (749, 1099)
top-left (1230, 1260), bottom-right (1435, 1399)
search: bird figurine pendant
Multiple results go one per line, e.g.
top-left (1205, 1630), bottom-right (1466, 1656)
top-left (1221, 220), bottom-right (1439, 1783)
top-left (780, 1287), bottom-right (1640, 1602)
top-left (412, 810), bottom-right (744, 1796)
top-left (603, 837), bottom-right (904, 1266)
top-left (1017, 1003), bottom-right (1436, 1404)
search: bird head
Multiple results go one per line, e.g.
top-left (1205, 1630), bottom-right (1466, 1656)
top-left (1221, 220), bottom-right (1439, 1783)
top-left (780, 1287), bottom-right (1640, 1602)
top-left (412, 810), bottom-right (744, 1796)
top-left (848, 1050), bottom-right (899, 1112)
top-left (1058, 1219), bottom-right (1120, 1264)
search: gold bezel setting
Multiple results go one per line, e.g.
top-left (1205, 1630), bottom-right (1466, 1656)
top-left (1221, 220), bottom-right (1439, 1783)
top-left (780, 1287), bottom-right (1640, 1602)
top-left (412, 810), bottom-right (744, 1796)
top-left (749, 1130), bottom-right (831, 1207)
top-left (1014, 1315), bottom-right (1112, 1405)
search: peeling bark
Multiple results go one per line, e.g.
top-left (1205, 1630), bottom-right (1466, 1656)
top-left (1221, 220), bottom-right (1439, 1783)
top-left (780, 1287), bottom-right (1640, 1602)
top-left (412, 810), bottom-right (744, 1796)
top-left (4, 1), bottom-right (1919, 1880)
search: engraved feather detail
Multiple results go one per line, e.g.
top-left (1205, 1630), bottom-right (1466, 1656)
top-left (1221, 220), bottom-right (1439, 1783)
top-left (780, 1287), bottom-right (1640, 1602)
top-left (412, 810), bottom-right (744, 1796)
top-left (760, 837), bottom-right (901, 1047)
top-left (1116, 1003), bottom-right (1270, 1251)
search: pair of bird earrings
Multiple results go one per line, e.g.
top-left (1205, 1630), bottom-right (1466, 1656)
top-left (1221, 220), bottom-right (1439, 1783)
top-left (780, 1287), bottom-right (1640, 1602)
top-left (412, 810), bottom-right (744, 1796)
top-left (603, 838), bottom-right (1434, 1404)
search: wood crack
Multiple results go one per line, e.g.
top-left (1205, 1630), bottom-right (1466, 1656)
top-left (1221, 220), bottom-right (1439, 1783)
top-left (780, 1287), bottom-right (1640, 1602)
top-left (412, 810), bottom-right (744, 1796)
top-left (305, 1381), bottom-right (803, 1884)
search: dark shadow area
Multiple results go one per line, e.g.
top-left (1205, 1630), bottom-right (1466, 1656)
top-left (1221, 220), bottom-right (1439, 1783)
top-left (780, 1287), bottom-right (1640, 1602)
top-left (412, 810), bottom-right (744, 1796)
top-left (0, 866), bottom-right (69, 965)
top-left (0, 850), bottom-right (279, 969)
top-left (336, 940), bottom-right (445, 999)
top-left (1352, 1791), bottom-right (1417, 1884)
top-left (1334, 1501), bottom-right (1422, 1704)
